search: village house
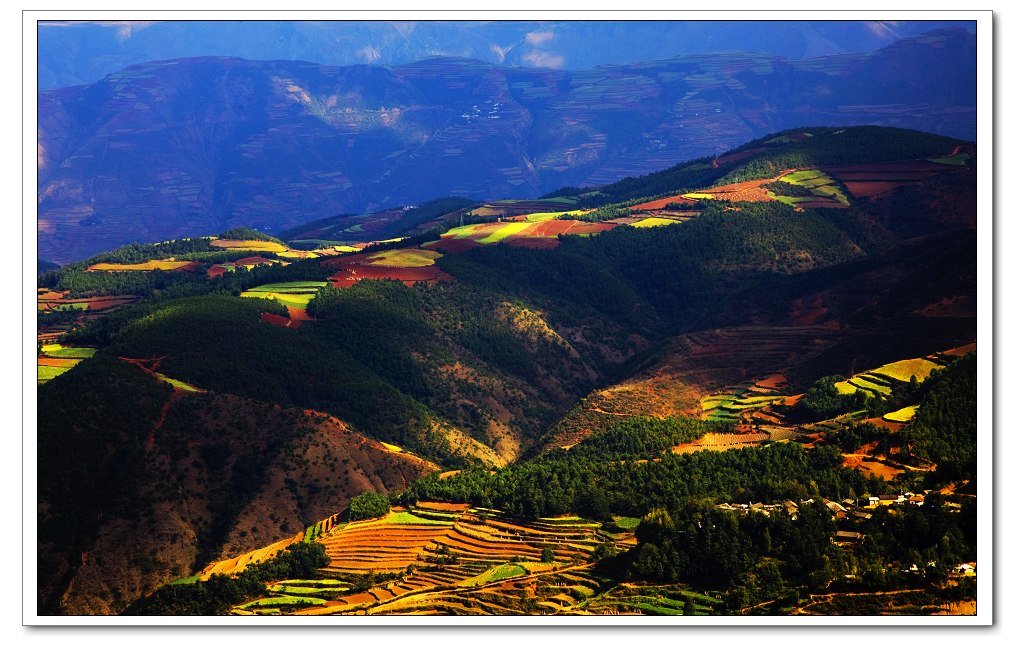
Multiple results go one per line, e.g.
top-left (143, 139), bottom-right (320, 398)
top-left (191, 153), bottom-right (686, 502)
top-left (834, 531), bottom-right (865, 546)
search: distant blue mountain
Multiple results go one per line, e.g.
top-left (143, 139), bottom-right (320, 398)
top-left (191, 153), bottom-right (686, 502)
top-left (37, 20), bottom-right (974, 90)
top-left (38, 28), bottom-right (975, 263)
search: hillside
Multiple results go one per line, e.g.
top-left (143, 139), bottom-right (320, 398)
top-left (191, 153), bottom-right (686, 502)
top-left (38, 29), bottom-right (975, 263)
top-left (36, 126), bottom-right (978, 616)
top-left (37, 356), bottom-right (437, 615)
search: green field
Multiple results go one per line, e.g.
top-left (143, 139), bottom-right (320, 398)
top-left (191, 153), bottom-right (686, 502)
top-left (168, 575), bottom-right (202, 585)
top-left (928, 153), bottom-right (970, 165)
top-left (41, 344), bottom-right (97, 359)
top-left (523, 210), bottom-right (584, 222)
top-left (154, 373), bottom-right (201, 392)
top-left (613, 516), bottom-right (641, 530)
top-left (366, 249), bottom-right (441, 267)
top-left (462, 563), bottom-right (528, 587)
top-left (38, 365), bottom-right (73, 383)
top-left (237, 595), bottom-right (328, 609)
top-left (241, 282), bottom-right (325, 310)
top-left (246, 282), bottom-right (328, 293)
top-left (381, 511), bottom-right (455, 526)
top-left (268, 584), bottom-right (349, 595)
top-left (241, 292), bottom-right (316, 309)
top-left (778, 170), bottom-right (850, 205)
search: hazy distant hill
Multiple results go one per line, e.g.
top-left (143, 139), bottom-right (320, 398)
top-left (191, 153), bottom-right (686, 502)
top-left (38, 20), bottom-right (974, 90)
top-left (38, 29), bottom-right (975, 263)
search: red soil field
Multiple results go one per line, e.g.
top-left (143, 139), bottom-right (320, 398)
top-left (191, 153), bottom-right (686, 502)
top-left (842, 182), bottom-right (914, 198)
top-left (233, 256), bottom-right (275, 267)
top-left (755, 374), bottom-right (788, 390)
top-left (942, 343), bottom-right (976, 357)
top-left (287, 307), bottom-right (311, 323)
top-left (415, 501), bottom-right (471, 512)
top-left (504, 237), bottom-right (560, 250)
top-left (38, 357), bottom-right (78, 367)
top-left (207, 266), bottom-right (228, 279)
top-left (329, 264), bottom-right (454, 288)
top-left (715, 147), bottom-right (767, 166)
top-left (260, 312), bottom-right (300, 329)
top-left (630, 195), bottom-right (697, 211)
top-left (795, 200), bottom-right (847, 209)
top-left (861, 417), bottom-right (906, 433)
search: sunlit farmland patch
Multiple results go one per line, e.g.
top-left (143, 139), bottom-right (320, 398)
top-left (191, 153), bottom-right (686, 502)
top-left (40, 344), bottom-right (96, 359)
top-left (210, 239), bottom-right (288, 253)
top-left (521, 210), bottom-right (586, 222)
top-left (241, 282), bottom-right (328, 310)
top-left (869, 358), bottom-right (940, 383)
top-left (778, 170), bottom-right (850, 205)
top-left (884, 405), bottom-right (920, 423)
top-left (87, 259), bottom-right (200, 272)
top-left (154, 372), bottom-right (202, 393)
top-left (630, 217), bottom-right (681, 228)
top-left (364, 249), bottom-right (442, 267)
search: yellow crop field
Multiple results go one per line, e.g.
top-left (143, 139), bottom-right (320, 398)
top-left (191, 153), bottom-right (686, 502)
top-left (630, 217), bottom-right (680, 228)
top-left (523, 210), bottom-right (585, 222)
top-left (870, 358), bottom-right (940, 382)
top-left (241, 291), bottom-right (316, 309)
top-left (366, 249), bottom-right (442, 267)
top-left (682, 193), bottom-right (716, 200)
top-left (210, 239), bottom-right (288, 252)
top-left (478, 222), bottom-right (533, 243)
top-left (884, 405), bottom-right (920, 423)
top-left (88, 260), bottom-right (194, 271)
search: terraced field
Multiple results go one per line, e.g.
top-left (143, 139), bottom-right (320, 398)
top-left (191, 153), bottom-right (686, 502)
top-left (834, 354), bottom-right (953, 397)
top-left (240, 282), bottom-right (328, 310)
top-left (225, 502), bottom-right (633, 616)
top-left (583, 584), bottom-right (722, 616)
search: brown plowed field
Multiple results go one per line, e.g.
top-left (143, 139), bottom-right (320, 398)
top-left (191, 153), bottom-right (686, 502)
top-left (416, 502), bottom-right (471, 512)
top-left (425, 238), bottom-right (481, 254)
top-left (842, 182), bottom-right (916, 198)
top-left (630, 195), bottom-right (697, 211)
top-left (696, 178), bottom-right (776, 202)
top-left (260, 312), bottom-right (298, 329)
top-left (38, 357), bottom-right (79, 367)
top-left (324, 250), bottom-right (455, 287)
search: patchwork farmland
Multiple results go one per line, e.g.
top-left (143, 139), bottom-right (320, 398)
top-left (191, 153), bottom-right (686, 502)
top-left (37, 343), bottom-right (97, 384)
top-left (423, 220), bottom-right (616, 253)
top-left (206, 502), bottom-right (641, 616)
top-left (323, 248), bottom-right (455, 288)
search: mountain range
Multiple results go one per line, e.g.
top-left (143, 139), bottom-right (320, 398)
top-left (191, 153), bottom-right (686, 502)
top-left (38, 28), bottom-right (976, 264)
top-left (38, 20), bottom-right (975, 90)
